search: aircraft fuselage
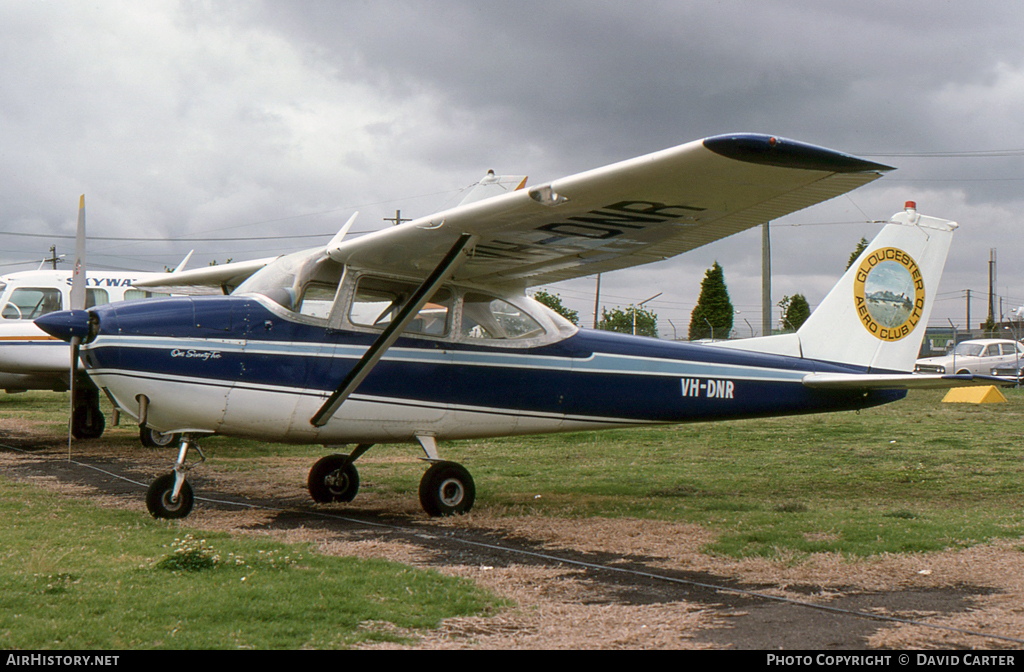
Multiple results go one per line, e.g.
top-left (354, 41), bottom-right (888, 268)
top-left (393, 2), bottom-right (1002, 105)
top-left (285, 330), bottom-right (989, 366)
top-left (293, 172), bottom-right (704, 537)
top-left (78, 295), bottom-right (904, 445)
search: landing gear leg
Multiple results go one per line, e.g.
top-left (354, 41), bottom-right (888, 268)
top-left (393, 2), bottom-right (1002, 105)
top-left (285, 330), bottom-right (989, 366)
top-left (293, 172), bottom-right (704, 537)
top-left (415, 436), bottom-right (475, 517)
top-left (146, 434), bottom-right (204, 519)
top-left (71, 383), bottom-right (105, 440)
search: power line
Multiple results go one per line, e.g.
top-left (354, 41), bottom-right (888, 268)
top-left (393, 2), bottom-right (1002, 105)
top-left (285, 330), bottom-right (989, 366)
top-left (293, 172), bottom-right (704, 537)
top-left (861, 148), bottom-right (1024, 158)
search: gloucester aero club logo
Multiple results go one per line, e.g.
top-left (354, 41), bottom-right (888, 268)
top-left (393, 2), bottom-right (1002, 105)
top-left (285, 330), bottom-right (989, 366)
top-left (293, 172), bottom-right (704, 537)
top-left (853, 247), bottom-right (925, 342)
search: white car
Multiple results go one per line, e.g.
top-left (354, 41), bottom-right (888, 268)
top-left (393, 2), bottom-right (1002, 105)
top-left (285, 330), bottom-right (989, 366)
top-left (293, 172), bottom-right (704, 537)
top-left (914, 338), bottom-right (1024, 375)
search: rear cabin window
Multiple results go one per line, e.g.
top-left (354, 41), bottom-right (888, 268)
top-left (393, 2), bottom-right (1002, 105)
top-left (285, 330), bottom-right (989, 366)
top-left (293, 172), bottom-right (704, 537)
top-left (349, 276), bottom-right (451, 337)
top-left (86, 288), bottom-right (109, 308)
top-left (461, 293), bottom-right (544, 340)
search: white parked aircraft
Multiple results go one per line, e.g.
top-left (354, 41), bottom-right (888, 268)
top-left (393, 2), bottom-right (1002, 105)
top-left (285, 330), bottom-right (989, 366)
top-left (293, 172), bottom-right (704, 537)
top-left (0, 196), bottom-right (271, 443)
top-left (35, 134), bottom-right (1006, 519)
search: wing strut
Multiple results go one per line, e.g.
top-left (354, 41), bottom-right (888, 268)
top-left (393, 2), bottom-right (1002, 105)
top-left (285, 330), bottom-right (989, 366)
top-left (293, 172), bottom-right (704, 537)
top-left (310, 233), bottom-right (477, 428)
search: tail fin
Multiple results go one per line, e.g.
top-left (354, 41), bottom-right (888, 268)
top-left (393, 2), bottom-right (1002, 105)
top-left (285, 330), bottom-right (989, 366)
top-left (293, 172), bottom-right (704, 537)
top-left (718, 203), bottom-right (956, 372)
top-left (798, 202), bottom-right (955, 371)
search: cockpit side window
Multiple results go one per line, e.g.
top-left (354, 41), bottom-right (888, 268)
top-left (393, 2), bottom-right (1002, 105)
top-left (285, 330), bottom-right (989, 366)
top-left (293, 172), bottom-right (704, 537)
top-left (461, 293), bottom-right (544, 340)
top-left (349, 276), bottom-right (451, 337)
top-left (2, 287), bottom-right (63, 320)
top-left (297, 282), bottom-right (337, 319)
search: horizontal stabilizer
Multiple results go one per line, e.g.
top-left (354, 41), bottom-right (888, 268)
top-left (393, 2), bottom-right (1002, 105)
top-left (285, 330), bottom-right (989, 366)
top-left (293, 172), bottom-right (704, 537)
top-left (802, 372), bottom-right (1012, 390)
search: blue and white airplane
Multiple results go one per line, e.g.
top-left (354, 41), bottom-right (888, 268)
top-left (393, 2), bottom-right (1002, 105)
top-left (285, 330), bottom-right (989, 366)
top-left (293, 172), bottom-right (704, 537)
top-left (35, 134), bottom-right (991, 519)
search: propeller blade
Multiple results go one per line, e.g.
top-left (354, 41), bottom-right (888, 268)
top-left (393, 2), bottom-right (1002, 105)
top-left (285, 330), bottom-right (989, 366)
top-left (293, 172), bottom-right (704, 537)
top-left (67, 334), bottom-right (80, 457)
top-left (70, 195), bottom-right (87, 311)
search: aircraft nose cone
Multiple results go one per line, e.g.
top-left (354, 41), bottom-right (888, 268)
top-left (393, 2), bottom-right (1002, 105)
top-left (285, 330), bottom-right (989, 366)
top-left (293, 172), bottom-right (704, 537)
top-left (34, 309), bottom-right (91, 342)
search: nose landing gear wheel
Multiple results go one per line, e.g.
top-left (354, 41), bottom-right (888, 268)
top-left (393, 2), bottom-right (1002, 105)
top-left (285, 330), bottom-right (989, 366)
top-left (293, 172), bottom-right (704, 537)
top-left (308, 454), bottom-right (360, 503)
top-left (146, 472), bottom-right (194, 519)
top-left (140, 427), bottom-right (182, 448)
top-left (419, 461), bottom-right (475, 516)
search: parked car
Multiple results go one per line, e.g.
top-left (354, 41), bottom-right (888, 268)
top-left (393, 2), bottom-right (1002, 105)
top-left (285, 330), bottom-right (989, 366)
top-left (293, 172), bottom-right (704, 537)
top-left (914, 338), bottom-right (1024, 375)
top-left (990, 361), bottom-right (1024, 382)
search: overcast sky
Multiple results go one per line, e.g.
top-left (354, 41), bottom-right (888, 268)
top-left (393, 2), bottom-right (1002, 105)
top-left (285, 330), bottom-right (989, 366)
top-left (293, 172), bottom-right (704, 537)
top-left (3, 1), bottom-right (1024, 337)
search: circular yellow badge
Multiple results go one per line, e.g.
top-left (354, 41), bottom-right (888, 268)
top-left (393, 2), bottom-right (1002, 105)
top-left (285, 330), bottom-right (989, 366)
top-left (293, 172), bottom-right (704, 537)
top-left (852, 247), bottom-right (925, 342)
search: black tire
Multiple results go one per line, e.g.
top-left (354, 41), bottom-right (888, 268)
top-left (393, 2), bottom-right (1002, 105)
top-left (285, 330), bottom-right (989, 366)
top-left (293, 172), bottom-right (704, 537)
top-left (71, 403), bottom-right (105, 440)
top-left (308, 454), bottom-right (359, 503)
top-left (146, 473), bottom-right (194, 519)
top-left (419, 461), bottom-right (475, 517)
top-left (140, 427), bottom-right (182, 448)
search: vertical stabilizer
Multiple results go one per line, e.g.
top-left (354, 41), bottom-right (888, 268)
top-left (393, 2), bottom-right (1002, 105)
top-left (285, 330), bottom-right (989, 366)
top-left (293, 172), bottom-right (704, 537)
top-left (796, 203), bottom-right (956, 371)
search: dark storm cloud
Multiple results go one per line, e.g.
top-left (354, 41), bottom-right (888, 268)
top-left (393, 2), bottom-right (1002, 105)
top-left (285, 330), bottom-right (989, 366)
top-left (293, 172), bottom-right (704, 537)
top-left (2, 1), bottom-right (1023, 332)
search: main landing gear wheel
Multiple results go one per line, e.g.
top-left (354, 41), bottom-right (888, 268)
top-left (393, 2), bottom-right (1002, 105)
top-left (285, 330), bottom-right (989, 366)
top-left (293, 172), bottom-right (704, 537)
top-left (308, 454), bottom-right (360, 503)
top-left (140, 427), bottom-right (182, 448)
top-left (419, 461), bottom-right (475, 517)
top-left (146, 473), bottom-right (194, 519)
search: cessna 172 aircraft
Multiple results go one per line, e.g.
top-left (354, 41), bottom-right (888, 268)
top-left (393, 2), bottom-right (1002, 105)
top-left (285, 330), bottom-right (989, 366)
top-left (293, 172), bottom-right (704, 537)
top-left (0, 196), bottom-right (271, 443)
top-left (36, 133), bottom-right (995, 519)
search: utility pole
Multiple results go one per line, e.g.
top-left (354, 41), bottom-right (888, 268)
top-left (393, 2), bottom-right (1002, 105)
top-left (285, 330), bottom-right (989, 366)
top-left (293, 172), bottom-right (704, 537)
top-left (988, 248), bottom-right (996, 329)
top-left (761, 222), bottom-right (771, 336)
top-left (383, 210), bottom-right (411, 226)
top-left (593, 273), bottom-right (601, 329)
top-left (44, 245), bottom-right (61, 270)
top-left (966, 289), bottom-right (971, 333)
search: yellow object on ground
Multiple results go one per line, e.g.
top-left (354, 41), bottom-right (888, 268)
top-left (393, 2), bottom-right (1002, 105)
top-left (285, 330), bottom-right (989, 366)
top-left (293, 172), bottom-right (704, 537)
top-left (941, 385), bottom-right (1007, 404)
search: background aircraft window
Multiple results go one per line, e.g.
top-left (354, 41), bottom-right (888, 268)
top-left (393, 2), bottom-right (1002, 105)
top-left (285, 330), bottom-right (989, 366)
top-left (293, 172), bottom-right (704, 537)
top-left (1, 287), bottom-right (62, 320)
top-left (461, 293), bottom-right (544, 340)
top-left (297, 282), bottom-right (336, 319)
top-left (123, 289), bottom-right (170, 302)
top-left (86, 288), bottom-right (109, 308)
top-left (350, 276), bottom-right (451, 336)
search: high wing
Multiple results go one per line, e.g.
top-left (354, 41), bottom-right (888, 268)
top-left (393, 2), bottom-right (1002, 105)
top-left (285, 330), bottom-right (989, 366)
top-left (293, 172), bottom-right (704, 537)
top-left (131, 256), bottom-right (279, 295)
top-left (329, 134), bottom-right (893, 287)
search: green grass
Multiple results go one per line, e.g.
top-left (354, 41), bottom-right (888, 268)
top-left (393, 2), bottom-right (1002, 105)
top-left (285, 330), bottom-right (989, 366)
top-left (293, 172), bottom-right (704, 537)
top-left (0, 476), bottom-right (499, 649)
top-left (4, 387), bottom-right (1024, 561)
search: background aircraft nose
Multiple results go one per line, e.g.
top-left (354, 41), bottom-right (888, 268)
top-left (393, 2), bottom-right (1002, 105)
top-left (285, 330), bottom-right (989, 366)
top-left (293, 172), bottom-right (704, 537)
top-left (34, 310), bottom-right (91, 342)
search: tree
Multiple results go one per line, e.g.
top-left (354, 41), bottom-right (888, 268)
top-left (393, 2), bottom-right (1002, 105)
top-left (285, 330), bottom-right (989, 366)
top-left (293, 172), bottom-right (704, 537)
top-left (778, 294), bottom-right (811, 332)
top-left (598, 306), bottom-right (658, 337)
top-left (688, 262), bottom-right (733, 340)
top-left (532, 290), bottom-right (579, 325)
top-left (846, 237), bottom-right (869, 270)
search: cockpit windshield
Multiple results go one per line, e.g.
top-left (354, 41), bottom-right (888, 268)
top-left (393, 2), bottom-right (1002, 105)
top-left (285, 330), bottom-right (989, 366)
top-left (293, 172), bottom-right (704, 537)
top-left (233, 250), bottom-right (342, 312)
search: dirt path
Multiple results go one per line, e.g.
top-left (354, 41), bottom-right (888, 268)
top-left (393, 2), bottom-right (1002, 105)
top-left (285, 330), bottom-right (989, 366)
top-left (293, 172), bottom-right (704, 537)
top-left (1, 422), bottom-right (1022, 649)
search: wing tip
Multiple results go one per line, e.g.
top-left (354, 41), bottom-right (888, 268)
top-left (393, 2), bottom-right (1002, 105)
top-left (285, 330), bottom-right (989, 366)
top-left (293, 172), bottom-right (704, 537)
top-left (703, 133), bottom-right (894, 173)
